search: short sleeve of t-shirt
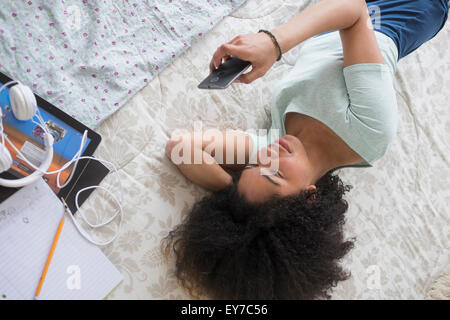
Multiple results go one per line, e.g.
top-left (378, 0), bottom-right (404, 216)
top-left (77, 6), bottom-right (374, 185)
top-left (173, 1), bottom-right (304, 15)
top-left (341, 63), bottom-right (398, 164)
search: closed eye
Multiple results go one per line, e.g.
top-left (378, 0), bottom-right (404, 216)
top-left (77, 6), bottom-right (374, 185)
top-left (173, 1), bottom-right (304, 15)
top-left (243, 164), bottom-right (282, 186)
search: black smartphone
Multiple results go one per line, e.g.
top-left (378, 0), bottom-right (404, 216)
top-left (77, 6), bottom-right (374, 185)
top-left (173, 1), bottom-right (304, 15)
top-left (198, 56), bottom-right (251, 89)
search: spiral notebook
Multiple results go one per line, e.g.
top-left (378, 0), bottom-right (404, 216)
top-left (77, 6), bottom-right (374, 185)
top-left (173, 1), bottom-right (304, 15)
top-left (0, 178), bottom-right (122, 300)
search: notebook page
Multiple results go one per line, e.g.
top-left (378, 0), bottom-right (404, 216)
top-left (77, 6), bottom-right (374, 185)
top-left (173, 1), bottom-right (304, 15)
top-left (0, 178), bottom-right (122, 300)
top-left (38, 207), bottom-right (123, 300)
top-left (0, 179), bottom-right (61, 300)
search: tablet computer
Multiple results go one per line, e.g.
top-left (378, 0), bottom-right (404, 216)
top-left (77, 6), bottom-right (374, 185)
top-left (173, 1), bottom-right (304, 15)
top-left (0, 71), bottom-right (102, 195)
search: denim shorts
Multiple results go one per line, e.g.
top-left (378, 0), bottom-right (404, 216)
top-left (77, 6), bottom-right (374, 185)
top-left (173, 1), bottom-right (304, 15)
top-left (366, 0), bottom-right (449, 59)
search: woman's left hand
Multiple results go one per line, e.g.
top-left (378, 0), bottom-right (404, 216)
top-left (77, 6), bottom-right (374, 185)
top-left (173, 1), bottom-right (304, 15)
top-left (209, 32), bottom-right (279, 84)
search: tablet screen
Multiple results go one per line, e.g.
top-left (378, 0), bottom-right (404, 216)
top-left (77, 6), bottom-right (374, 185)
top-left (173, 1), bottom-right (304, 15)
top-left (0, 81), bottom-right (92, 193)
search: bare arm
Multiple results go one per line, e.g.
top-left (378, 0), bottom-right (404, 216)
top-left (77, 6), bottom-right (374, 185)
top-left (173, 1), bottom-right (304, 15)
top-left (211, 0), bottom-right (383, 83)
top-left (271, 0), bottom-right (384, 66)
top-left (165, 131), bottom-right (252, 191)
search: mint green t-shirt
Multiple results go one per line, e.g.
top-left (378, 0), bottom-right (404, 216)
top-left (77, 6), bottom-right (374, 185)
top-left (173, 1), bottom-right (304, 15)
top-left (247, 30), bottom-right (399, 169)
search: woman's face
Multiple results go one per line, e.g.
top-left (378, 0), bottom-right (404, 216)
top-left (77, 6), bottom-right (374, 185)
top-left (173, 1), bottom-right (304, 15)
top-left (238, 135), bottom-right (316, 203)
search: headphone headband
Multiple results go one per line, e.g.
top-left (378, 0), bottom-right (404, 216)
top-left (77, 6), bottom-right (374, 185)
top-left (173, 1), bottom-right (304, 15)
top-left (0, 81), bottom-right (54, 188)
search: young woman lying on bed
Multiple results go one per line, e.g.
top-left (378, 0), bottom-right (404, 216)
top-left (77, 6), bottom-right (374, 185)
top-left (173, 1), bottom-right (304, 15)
top-left (163, 0), bottom-right (449, 299)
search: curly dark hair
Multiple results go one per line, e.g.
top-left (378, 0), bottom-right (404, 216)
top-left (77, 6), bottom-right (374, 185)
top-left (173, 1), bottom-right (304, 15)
top-left (162, 171), bottom-right (355, 300)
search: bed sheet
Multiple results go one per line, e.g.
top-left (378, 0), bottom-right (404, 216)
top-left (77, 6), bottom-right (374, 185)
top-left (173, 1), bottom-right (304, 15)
top-left (79, 0), bottom-right (450, 299)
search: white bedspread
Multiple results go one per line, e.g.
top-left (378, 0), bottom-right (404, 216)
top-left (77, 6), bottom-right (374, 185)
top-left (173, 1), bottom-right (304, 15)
top-left (80, 0), bottom-right (450, 299)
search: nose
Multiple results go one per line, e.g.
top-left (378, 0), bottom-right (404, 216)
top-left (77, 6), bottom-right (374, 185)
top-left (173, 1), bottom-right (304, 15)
top-left (256, 145), bottom-right (280, 167)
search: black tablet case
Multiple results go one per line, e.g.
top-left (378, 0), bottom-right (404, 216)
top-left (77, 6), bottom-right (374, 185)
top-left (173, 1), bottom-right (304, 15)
top-left (58, 158), bottom-right (110, 214)
top-left (0, 159), bottom-right (109, 214)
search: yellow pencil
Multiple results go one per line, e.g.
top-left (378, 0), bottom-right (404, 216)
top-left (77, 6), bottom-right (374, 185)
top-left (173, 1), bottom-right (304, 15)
top-left (34, 198), bottom-right (67, 299)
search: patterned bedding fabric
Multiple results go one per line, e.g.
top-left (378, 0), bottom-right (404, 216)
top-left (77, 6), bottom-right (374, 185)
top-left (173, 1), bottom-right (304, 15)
top-left (0, 0), bottom-right (247, 128)
top-left (79, 0), bottom-right (450, 299)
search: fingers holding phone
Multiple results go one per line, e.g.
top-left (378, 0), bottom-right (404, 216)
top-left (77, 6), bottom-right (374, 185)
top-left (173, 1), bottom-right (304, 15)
top-left (199, 57), bottom-right (251, 90)
top-left (208, 33), bottom-right (279, 84)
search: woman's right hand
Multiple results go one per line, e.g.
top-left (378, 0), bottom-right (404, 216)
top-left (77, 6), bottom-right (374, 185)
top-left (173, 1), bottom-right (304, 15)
top-left (209, 32), bottom-right (280, 84)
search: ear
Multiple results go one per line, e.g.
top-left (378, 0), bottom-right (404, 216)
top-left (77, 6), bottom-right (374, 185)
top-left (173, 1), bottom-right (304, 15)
top-left (305, 185), bottom-right (317, 204)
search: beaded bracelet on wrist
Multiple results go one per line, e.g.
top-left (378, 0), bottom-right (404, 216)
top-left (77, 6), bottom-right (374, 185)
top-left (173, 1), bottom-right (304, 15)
top-left (258, 29), bottom-right (283, 61)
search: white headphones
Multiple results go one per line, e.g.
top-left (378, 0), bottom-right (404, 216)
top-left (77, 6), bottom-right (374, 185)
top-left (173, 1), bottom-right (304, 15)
top-left (0, 80), bottom-right (123, 246)
top-left (0, 81), bottom-right (54, 188)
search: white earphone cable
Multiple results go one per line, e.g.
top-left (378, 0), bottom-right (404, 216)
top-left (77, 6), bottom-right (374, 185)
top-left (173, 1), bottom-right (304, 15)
top-left (66, 157), bottom-right (123, 246)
